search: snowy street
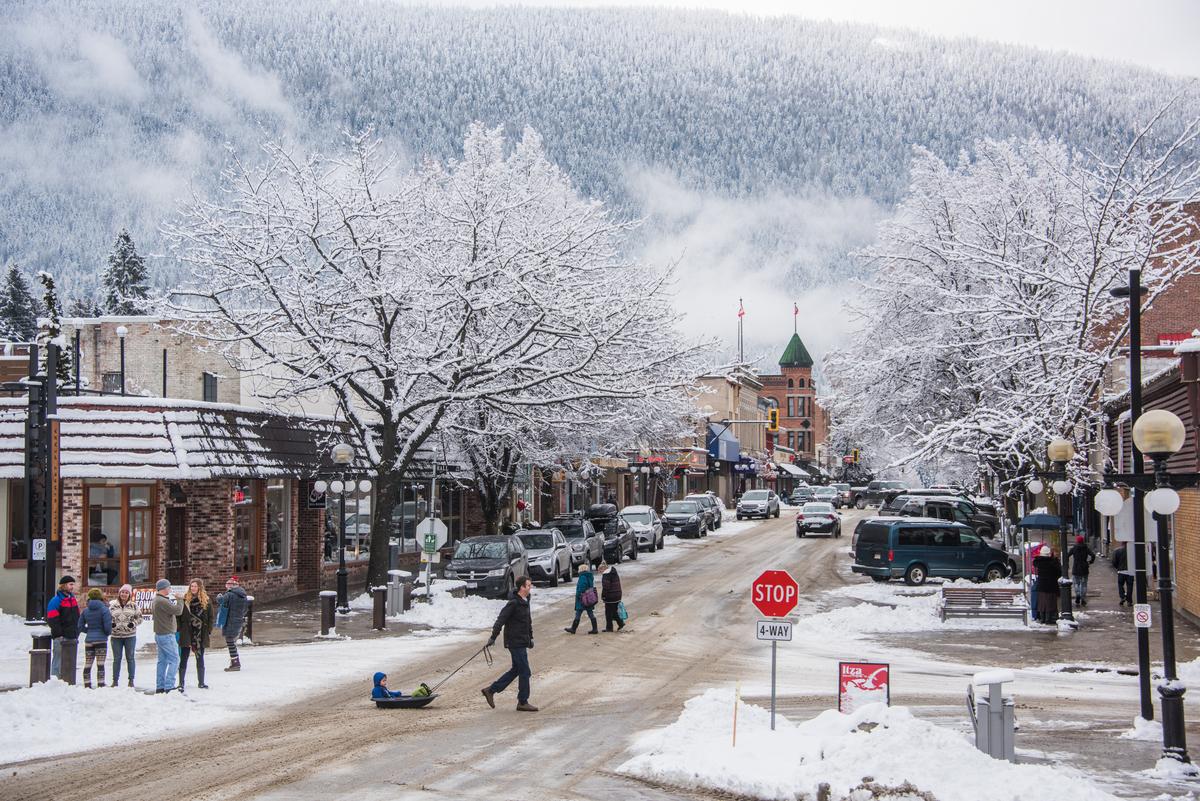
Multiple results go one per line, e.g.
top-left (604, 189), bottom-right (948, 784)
top-left (6, 508), bottom-right (1198, 801)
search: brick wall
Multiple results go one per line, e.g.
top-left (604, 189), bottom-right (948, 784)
top-left (1173, 488), bottom-right (1200, 620)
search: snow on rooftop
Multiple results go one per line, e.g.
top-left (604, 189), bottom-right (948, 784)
top-left (1174, 329), bottom-right (1200, 354)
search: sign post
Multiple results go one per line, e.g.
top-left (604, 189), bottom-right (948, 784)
top-left (752, 570), bottom-right (799, 730)
top-left (1134, 604), bottom-right (1152, 629)
top-left (417, 517), bottom-right (448, 606)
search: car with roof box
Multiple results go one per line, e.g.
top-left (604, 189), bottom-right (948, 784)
top-left (851, 516), bottom-right (1013, 586)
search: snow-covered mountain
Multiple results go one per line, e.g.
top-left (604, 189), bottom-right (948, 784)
top-left (1, 1), bottom-right (1194, 309)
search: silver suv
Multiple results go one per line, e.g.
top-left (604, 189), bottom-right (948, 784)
top-left (736, 489), bottom-right (780, 520)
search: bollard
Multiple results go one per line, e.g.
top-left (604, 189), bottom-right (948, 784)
top-left (29, 629), bottom-right (51, 686)
top-left (971, 670), bottom-right (1016, 762)
top-left (243, 595), bottom-right (255, 643)
top-left (372, 586), bottom-right (387, 630)
top-left (402, 581), bottom-right (413, 612)
top-left (59, 637), bottom-right (79, 685)
top-left (319, 590), bottom-right (337, 636)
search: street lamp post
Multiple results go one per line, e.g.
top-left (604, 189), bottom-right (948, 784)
top-left (313, 443), bottom-right (370, 615)
top-left (1047, 438), bottom-right (1077, 627)
top-left (115, 325), bottom-right (128, 396)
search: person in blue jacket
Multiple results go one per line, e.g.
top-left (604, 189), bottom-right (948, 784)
top-left (372, 672), bottom-right (404, 699)
top-left (80, 588), bottom-right (113, 688)
top-left (564, 564), bottom-right (598, 634)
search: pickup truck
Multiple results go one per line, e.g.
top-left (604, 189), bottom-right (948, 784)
top-left (850, 480), bottom-right (908, 509)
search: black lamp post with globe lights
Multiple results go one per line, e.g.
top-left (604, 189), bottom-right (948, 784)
top-left (1025, 437), bottom-right (1078, 628)
top-left (312, 442), bottom-right (372, 614)
top-left (1095, 409), bottom-right (1197, 768)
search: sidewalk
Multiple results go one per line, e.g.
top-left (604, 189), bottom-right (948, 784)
top-left (247, 589), bottom-right (429, 645)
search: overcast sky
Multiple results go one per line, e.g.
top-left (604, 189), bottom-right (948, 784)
top-left (426, 0), bottom-right (1200, 77)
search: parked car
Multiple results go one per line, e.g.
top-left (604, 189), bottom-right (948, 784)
top-left (796, 502), bottom-right (841, 538)
top-left (705, 491), bottom-right (727, 514)
top-left (584, 503), bottom-right (620, 530)
top-left (685, 494), bottom-right (722, 530)
top-left (811, 486), bottom-right (840, 507)
top-left (662, 500), bottom-right (706, 538)
top-left (830, 482), bottom-right (852, 507)
top-left (851, 517), bottom-right (1012, 586)
top-left (443, 535), bottom-right (529, 598)
top-left (788, 485), bottom-right (815, 505)
top-left (546, 515), bottom-right (604, 573)
top-left (849, 480), bottom-right (908, 509)
top-left (516, 529), bottom-right (572, 587)
top-left (736, 489), bottom-right (780, 519)
top-left (620, 505), bottom-right (665, 552)
top-left (884, 494), bottom-right (999, 538)
top-left (601, 516), bottom-right (638, 562)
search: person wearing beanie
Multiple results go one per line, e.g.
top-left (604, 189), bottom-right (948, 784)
top-left (1069, 534), bottom-right (1096, 607)
top-left (47, 575), bottom-right (80, 679)
top-left (216, 575), bottom-right (248, 672)
top-left (1032, 545), bottom-right (1062, 625)
top-left (152, 579), bottom-right (184, 693)
top-left (109, 583), bottom-right (142, 687)
top-left (80, 588), bottom-right (113, 687)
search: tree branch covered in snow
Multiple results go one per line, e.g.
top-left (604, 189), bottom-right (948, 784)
top-left (823, 107), bottom-right (1200, 486)
top-left (163, 124), bottom-right (706, 582)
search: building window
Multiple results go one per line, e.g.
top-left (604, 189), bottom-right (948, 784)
top-left (7, 479), bottom-right (26, 562)
top-left (102, 372), bottom-right (122, 393)
top-left (83, 483), bottom-right (157, 586)
top-left (787, 378), bottom-right (794, 388)
top-left (787, 431), bottom-right (795, 450)
top-left (202, 372), bottom-right (219, 403)
top-left (324, 486), bottom-right (374, 563)
top-left (798, 378), bottom-right (806, 388)
top-left (787, 396), bottom-right (796, 417)
top-left (233, 481), bottom-right (262, 573)
top-left (264, 479), bottom-right (291, 570)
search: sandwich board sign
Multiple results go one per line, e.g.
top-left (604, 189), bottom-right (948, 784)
top-left (838, 661), bottom-right (890, 713)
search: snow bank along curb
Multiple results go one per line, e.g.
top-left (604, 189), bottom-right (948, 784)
top-left (618, 688), bottom-right (1120, 801)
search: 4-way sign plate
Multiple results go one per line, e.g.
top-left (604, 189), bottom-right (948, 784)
top-left (756, 619), bottom-right (793, 641)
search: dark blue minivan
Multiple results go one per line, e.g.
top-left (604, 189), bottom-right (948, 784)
top-left (851, 516), bottom-right (1012, 586)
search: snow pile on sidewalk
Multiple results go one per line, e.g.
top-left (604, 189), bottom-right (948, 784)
top-left (619, 689), bottom-right (1120, 801)
top-left (1120, 716), bottom-right (1163, 741)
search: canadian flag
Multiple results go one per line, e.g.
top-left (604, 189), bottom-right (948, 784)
top-left (737, 299), bottom-right (745, 318)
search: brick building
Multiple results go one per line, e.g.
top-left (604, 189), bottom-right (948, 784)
top-left (759, 332), bottom-right (829, 478)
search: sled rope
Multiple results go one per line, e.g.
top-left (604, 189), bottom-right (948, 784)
top-left (430, 644), bottom-right (494, 692)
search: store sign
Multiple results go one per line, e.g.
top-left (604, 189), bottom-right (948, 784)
top-left (134, 586), bottom-right (189, 612)
top-left (838, 661), bottom-right (890, 713)
top-left (1158, 332), bottom-right (1192, 347)
top-left (305, 481), bottom-right (327, 510)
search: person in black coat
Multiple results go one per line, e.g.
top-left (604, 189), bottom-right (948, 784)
top-left (600, 563), bottom-right (625, 632)
top-left (1032, 546), bottom-right (1062, 624)
top-left (1112, 543), bottom-right (1133, 606)
top-left (1068, 535), bottom-right (1096, 606)
top-left (482, 576), bottom-right (537, 712)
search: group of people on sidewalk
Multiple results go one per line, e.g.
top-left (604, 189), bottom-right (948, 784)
top-left (44, 573), bottom-right (248, 693)
top-left (1030, 535), bottom-right (1095, 624)
top-left (480, 561), bottom-right (631, 713)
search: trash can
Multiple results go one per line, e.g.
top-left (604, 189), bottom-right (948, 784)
top-left (970, 669), bottom-right (1016, 762)
top-left (387, 569), bottom-right (413, 616)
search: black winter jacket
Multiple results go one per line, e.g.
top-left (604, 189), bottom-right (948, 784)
top-left (1112, 546), bottom-right (1130, 573)
top-left (490, 595), bottom-right (533, 650)
top-left (1069, 543), bottom-right (1096, 577)
top-left (1033, 556), bottom-right (1062, 587)
top-left (601, 569), bottom-right (623, 603)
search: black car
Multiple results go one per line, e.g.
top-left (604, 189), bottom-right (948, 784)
top-left (884, 494), bottom-right (998, 538)
top-left (662, 500), bottom-right (706, 538)
top-left (442, 535), bottom-right (529, 599)
top-left (789, 485), bottom-right (815, 505)
top-left (546, 516), bottom-right (604, 573)
top-left (601, 516), bottom-right (638, 562)
top-left (684, 494), bottom-right (722, 530)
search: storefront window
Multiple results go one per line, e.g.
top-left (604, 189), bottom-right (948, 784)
top-left (265, 479), bottom-right (291, 570)
top-left (233, 481), bottom-right (261, 574)
top-left (324, 487), bottom-right (372, 563)
top-left (83, 483), bottom-right (156, 586)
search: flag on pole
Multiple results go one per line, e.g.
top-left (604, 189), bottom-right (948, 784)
top-left (737, 299), bottom-right (745, 318)
top-left (793, 302), bottom-right (799, 317)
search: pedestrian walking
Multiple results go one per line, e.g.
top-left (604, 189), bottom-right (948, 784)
top-left (217, 575), bottom-right (248, 671)
top-left (80, 588), bottom-right (113, 687)
top-left (1069, 535), bottom-right (1096, 606)
top-left (178, 579), bottom-right (213, 690)
top-left (1032, 545), bottom-right (1062, 625)
top-left (47, 575), bottom-right (80, 679)
top-left (109, 583), bottom-right (142, 687)
top-left (1113, 542), bottom-right (1134, 606)
top-left (564, 563), bottom-right (598, 634)
top-left (152, 579), bottom-right (184, 693)
top-left (481, 575), bottom-right (537, 712)
top-left (600, 562), bottom-right (625, 632)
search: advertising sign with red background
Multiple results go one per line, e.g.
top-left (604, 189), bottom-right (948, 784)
top-left (838, 661), bottom-right (890, 713)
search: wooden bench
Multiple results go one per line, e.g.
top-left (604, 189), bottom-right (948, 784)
top-left (940, 587), bottom-right (1028, 624)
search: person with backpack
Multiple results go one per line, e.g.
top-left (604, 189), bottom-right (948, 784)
top-left (217, 576), bottom-right (248, 671)
top-left (600, 562), bottom-right (625, 632)
top-left (564, 563), bottom-right (598, 634)
top-left (178, 579), bottom-right (214, 690)
top-left (80, 588), bottom-right (113, 687)
top-left (108, 583), bottom-right (142, 687)
top-left (1032, 545), bottom-right (1062, 625)
top-left (1113, 542), bottom-right (1133, 606)
top-left (47, 575), bottom-right (81, 679)
top-left (1069, 535), bottom-right (1096, 606)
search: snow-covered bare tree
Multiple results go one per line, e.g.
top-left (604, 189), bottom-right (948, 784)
top-left (165, 125), bottom-right (705, 584)
top-left (103, 230), bottom-right (150, 315)
top-left (824, 107), bottom-right (1200, 487)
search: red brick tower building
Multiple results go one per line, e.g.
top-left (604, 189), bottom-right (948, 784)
top-left (759, 333), bottom-right (827, 468)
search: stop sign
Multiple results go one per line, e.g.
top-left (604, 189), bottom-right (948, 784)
top-left (752, 569), bottom-right (799, 618)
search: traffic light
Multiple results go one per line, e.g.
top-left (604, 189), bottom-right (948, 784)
top-left (851, 448), bottom-right (860, 463)
top-left (767, 408), bottom-right (780, 433)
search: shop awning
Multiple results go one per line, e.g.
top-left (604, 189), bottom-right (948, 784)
top-left (707, 424), bottom-right (740, 462)
top-left (776, 463), bottom-right (809, 478)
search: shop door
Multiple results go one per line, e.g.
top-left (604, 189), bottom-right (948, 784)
top-left (166, 507), bottom-right (187, 585)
